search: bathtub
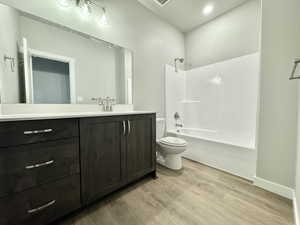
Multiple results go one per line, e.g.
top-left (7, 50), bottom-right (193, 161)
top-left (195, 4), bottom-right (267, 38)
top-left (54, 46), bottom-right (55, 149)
top-left (168, 128), bottom-right (257, 180)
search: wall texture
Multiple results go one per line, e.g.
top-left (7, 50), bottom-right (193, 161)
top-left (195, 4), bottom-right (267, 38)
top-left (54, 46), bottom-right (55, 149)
top-left (0, 4), bottom-right (20, 103)
top-left (0, 0), bottom-right (185, 116)
top-left (257, 0), bottom-right (300, 188)
top-left (185, 0), bottom-right (260, 69)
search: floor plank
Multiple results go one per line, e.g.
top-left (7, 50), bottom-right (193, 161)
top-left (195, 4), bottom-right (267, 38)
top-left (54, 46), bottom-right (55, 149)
top-left (58, 159), bottom-right (294, 225)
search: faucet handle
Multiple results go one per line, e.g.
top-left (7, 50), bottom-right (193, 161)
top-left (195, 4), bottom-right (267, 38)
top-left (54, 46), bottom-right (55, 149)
top-left (91, 97), bottom-right (104, 105)
top-left (107, 98), bottom-right (116, 111)
top-left (110, 98), bottom-right (116, 105)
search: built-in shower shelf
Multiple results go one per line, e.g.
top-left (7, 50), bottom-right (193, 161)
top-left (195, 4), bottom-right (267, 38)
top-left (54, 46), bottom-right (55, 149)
top-left (180, 100), bottom-right (201, 104)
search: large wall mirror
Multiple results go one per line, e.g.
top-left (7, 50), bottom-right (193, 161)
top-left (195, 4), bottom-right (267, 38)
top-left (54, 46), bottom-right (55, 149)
top-left (0, 3), bottom-right (133, 105)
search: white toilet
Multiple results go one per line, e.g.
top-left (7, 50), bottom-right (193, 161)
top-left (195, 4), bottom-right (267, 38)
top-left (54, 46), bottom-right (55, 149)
top-left (156, 118), bottom-right (187, 170)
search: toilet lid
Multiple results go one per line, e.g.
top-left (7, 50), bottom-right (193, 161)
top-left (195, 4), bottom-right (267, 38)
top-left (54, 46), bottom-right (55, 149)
top-left (159, 137), bottom-right (187, 147)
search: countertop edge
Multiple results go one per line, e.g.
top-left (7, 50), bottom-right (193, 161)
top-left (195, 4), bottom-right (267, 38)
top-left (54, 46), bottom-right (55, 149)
top-left (0, 111), bottom-right (157, 122)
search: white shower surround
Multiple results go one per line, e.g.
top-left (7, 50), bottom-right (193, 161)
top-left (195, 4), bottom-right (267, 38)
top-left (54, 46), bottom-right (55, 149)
top-left (165, 52), bottom-right (260, 180)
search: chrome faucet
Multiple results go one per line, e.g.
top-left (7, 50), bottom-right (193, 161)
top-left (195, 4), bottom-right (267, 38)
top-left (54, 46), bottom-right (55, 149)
top-left (92, 97), bottom-right (116, 112)
top-left (103, 97), bottom-right (116, 112)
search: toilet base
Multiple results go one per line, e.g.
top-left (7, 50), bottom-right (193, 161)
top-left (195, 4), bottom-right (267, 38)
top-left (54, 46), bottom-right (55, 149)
top-left (157, 152), bottom-right (183, 170)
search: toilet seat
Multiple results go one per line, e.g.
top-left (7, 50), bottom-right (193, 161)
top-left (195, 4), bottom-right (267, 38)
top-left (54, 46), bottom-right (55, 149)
top-left (159, 137), bottom-right (187, 147)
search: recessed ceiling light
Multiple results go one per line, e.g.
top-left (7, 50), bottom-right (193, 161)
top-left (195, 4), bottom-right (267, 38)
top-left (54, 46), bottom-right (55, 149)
top-left (203, 4), bottom-right (214, 15)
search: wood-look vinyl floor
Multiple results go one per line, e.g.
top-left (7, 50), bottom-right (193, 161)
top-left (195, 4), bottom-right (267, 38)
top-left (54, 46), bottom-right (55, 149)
top-left (58, 159), bottom-right (294, 225)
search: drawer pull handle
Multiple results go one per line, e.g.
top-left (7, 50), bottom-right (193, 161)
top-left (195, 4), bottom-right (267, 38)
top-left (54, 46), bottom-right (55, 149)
top-left (24, 129), bottom-right (53, 135)
top-left (25, 160), bottom-right (54, 170)
top-left (27, 200), bottom-right (56, 214)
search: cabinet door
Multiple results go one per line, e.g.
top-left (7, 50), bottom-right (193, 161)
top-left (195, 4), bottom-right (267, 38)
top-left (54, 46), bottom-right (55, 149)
top-left (126, 114), bottom-right (156, 183)
top-left (80, 117), bottom-right (126, 205)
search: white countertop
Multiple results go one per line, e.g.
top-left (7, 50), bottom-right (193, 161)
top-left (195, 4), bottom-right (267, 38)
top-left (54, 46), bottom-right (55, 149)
top-left (0, 111), bottom-right (156, 122)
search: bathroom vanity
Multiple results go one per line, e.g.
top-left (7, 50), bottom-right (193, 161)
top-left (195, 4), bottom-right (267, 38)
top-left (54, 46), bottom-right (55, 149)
top-left (0, 112), bottom-right (156, 225)
top-left (0, 3), bottom-right (156, 224)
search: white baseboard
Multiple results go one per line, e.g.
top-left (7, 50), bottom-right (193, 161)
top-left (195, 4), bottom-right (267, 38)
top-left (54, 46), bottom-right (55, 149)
top-left (183, 156), bottom-right (254, 181)
top-left (253, 176), bottom-right (293, 199)
top-left (293, 191), bottom-right (300, 225)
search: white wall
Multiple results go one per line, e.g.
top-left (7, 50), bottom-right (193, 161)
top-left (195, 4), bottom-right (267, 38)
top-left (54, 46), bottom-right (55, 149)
top-left (0, 0), bottom-right (185, 116)
top-left (185, 0), bottom-right (260, 70)
top-left (257, 0), bottom-right (300, 189)
top-left (0, 4), bottom-right (20, 103)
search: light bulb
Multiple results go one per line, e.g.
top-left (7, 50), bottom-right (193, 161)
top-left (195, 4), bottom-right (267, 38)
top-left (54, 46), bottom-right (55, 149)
top-left (59, 0), bottom-right (71, 7)
top-left (99, 14), bottom-right (108, 26)
top-left (99, 7), bottom-right (109, 27)
top-left (210, 75), bottom-right (222, 85)
top-left (79, 0), bottom-right (92, 18)
top-left (82, 4), bottom-right (89, 15)
top-left (203, 4), bottom-right (214, 15)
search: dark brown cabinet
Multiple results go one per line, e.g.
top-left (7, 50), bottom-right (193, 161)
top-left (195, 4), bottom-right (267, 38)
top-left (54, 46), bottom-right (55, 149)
top-left (0, 175), bottom-right (81, 225)
top-left (0, 138), bottom-right (80, 198)
top-left (126, 115), bottom-right (156, 183)
top-left (0, 119), bottom-right (81, 225)
top-left (80, 116), bottom-right (126, 204)
top-left (80, 114), bottom-right (156, 205)
top-left (0, 113), bottom-right (156, 225)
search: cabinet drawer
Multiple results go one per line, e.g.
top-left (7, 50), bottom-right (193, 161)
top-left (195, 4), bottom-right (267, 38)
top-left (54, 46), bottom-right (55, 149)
top-left (0, 138), bottom-right (79, 198)
top-left (0, 119), bottom-right (78, 147)
top-left (0, 175), bottom-right (81, 225)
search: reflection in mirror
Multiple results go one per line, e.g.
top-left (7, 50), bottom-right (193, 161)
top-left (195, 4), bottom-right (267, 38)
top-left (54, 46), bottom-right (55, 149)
top-left (0, 3), bottom-right (133, 105)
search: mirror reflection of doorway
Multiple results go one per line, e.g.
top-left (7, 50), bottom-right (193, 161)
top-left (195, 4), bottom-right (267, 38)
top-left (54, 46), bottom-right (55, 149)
top-left (32, 56), bottom-right (70, 104)
top-left (20, 37), bottom-right (76, 104)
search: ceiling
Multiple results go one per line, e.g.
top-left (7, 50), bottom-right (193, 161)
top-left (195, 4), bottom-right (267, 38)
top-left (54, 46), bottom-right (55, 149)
top-left (137, 0), bottom-right (250, 32)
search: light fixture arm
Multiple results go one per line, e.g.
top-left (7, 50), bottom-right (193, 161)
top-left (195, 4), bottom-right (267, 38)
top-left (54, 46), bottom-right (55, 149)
top-left (76, 0), bottom-right (105, 8)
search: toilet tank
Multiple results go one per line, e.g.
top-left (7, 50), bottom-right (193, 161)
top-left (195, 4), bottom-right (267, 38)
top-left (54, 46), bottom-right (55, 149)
top-left (156, 118), bottom-right (165, 140)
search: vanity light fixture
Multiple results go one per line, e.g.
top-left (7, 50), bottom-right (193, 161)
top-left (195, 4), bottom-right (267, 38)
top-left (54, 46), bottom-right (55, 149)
top-left (203, 4), bottom-right (214, 15)
top-left (74, 0), bottom-right (110, 26)
top-left (77, 0), bottom-right (92, 17)
top-left (58, 0), bottom-right (110, 26)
